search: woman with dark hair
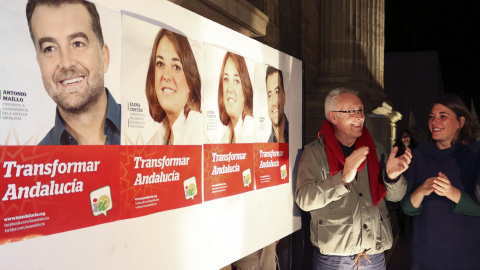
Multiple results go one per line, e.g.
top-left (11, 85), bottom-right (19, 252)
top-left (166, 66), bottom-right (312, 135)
top-left (401, 94), bottom-right (480, 269)
top-left (394, 129), bottom-right (417, 157)
top-left (217, 52), bottom-right (255, 143)
top-left (145, 29), bottom-right (202, 145)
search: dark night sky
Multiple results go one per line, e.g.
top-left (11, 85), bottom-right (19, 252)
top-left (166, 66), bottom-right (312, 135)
top-left (385, 0), bottom-right (480, 107)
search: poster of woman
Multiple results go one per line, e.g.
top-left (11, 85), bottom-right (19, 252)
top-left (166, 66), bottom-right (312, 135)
top-left (119, 14), bottom-right (203, 218)
top-left (121, 14), bottom-right (203, 146)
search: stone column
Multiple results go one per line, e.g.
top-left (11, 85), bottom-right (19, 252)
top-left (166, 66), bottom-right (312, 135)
top-left (305, 0), bottom-right (386, 142)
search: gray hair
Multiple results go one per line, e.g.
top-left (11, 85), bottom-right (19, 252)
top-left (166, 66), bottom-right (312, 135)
top-left (324, 87), bottom-right (359, 122)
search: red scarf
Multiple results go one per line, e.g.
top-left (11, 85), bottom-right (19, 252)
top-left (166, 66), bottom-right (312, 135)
top-left (319, 120), bottom-right (385, 206)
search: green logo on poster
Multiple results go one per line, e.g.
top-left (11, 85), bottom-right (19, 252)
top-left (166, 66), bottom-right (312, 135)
top-left (186, 184), bottom-right (196, 197)
top-left (184, 177), bottom-right (197, 200)
top-left (90, 186), bottom-right (113, 217)
top-left (97, 195), bottom-right (111, 211)
top-left (242, 169), bottom-right (251, 187)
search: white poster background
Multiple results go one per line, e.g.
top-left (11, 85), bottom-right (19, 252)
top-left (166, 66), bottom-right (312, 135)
top-left (0, 0), bottom-right (303, 269)
top-left (121, 13), bottom-right (204, 145)
top-left (0, 0), bottom-right (121, 145)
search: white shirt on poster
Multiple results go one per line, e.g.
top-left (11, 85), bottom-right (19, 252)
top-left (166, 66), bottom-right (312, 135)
top-left (149, 110), bottom-right (203, 145)
top-left (220, 115), bottom-right (257, 143)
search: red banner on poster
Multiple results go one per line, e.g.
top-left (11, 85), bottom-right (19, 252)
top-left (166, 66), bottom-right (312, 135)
top-left (254, 143), bottom-right (289, 189)
top-left (120, 145), bottom-right (202, 219)
top-left (204, 144), bottom-right (254, 201)
top-left (0, 145), bottom-right (120, 245)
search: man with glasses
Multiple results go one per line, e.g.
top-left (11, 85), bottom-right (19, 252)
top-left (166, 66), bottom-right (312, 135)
top-left (295, 88), bottom-right (412, 269)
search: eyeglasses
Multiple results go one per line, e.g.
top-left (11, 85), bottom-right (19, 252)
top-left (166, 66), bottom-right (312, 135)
top-left (332, 109), bottom-right (364, 116)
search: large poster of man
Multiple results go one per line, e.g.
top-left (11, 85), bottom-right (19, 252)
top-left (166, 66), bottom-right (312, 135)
top-left (0, 0), bottom-right (121, 146)
top-left (0, 0), bottom-right (122, 244)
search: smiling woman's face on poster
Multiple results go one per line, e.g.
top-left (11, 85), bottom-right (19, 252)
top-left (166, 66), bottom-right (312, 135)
top-left (154, 35), bottom-right (190, 121)
top-left (222, 56), bottom-right (245, 126)
top-left (143, 28), bottom-right (202, 145)
top-left (215, 52), bottom-right (254, 144)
